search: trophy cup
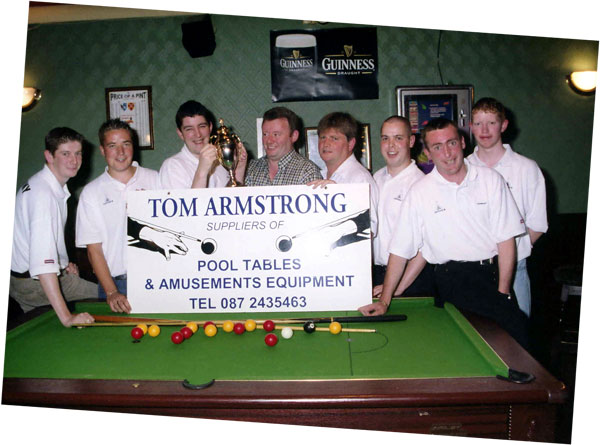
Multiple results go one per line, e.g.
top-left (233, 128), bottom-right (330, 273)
top-left (210, 118), bottom-right (243, 187)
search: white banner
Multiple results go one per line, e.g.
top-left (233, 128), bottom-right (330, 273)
top-left (126, 184), bottom-right (373, 313)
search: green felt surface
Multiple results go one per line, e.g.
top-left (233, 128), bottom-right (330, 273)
top-left (3, 297), bottom-right (508, 383)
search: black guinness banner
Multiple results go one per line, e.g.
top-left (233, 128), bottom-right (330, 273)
top-left (271, 27), bottom-right (378, 102)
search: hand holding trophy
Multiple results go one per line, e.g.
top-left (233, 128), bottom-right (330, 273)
top-left (210, 118), bottom-right (243, 187)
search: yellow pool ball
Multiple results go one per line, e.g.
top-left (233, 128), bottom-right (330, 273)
top-left (186, 322), bottom-right (198, 333)
top-left (222, 320), bottom-right (234, 333)
top-left (244, 319), bottom-right (257, 332)
top-left (148, 325), bottom-right (160, 337)
top-left (329, 321), bottom-right (342, 335)
top-left (136, 324), bottom-right (148, 335)
top-left (204, 324), bottom-right (218, 337)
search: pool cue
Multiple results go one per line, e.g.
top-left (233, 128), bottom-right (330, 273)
top-left (90, 313), bottom-right (406, 326)
top-left (74, 321), bottom-right (376, 333)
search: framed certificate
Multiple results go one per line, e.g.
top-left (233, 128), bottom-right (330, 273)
top-left (105, 86), bottom-right (154, 150)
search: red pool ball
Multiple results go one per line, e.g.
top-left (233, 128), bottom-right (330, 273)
top-left (233, 323), bottom-right (245, 335)
top-left (203, 321), bottom-right (215, 329)
top-left (264, 333), bottom-right (278, 347)
top-left (171, 331), bottom-right (184, 344)
top-left (180, 326), bottom-right (194, 339)
top-left (263, 320), bottom-right (275, 332)
top-left (130, 327), bottom-right (144, 340)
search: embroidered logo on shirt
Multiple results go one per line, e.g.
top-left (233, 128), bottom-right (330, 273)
top-left (476, 201), bottom-right (487, 205)
top-left (434, 204), bottom-right (446, 214)
top-left (44, 259), bottom-right (55, 264)
top-left (21, 184), bottom-right (31, 193)
top-left (394, 194), bottom-right (404, 202)
top-left (103, 197), bottom-right (114, 205)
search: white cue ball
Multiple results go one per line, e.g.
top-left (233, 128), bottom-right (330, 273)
top-left (281, 327), bottom-right (294, 339)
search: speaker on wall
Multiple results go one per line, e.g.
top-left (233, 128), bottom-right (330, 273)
top-left (181, 15), bottom-right (216, 58)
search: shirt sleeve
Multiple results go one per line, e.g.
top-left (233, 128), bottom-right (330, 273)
top-left (488, 171), bottom-right (526, 244)
top-left (27, 191), bottom-right (62, 276)
top-left (388, 189), bottom-right (423, 260)
top-left (75, 189), bottom-right (103, 248)
top-left (522, 163), bottom-right (548, 233)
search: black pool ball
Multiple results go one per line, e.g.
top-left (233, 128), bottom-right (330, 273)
top-left (303, 321), bottom-right (316, 334)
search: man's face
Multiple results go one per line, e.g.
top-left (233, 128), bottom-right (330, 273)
top-left (423, 126), bottom-right (466, 181)
top-left (177, 115), bottom-right (213, 156)
top-left (471, 111), bottom-right (508, 150)
top-left (380, 120), bottom-right (414, 171)
top-left (262, 118), bottom-right (298, 162)
top-left (318, 128), bottom-right (355, 169)
top-left (44, 140), bottom-right (83, 185)
top-left (100, 129), bottom-right (134, 174)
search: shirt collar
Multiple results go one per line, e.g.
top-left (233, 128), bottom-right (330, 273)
top-left (182, 144), bottom-right (199, 164)
top-left (102, 161), bottom-right (140, 186)
top-left (41, 164), bottom-right (70, 199)
top-left (431, 158), bottom-right (477, 188)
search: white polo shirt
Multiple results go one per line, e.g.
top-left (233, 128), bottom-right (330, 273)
top-left (11, 165), bottom-right (71, 277)
top-left (372, 160), bottom-right (424, 266)
top-left (389, 160), bottom-right (525, 264)
top-left (76, 162), bottom-right (159, 276)
top-left (467, 144), bottom-right (547, 260)
top-left (159, 144), bottom-right (229, 189)
top-left (321, 155), bottom-right (379, 237)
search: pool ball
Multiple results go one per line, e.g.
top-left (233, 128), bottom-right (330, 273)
top-left (180, 326), bottom-right (194, 339)
top-left (234, 323), bottom-right (245, 335)
top-left (303, 321), bottom-right (316, 334)
top-left (264, 333), bottom-right (278, 347)
top-left (131, 327), bottom-right (144, 340)
top-left (171, 331), bottom-right (184, 344)
top-left (244, 319), bottom-right (257, 332)
top-left (186, 322), bottom-right (198, 333)
top-left (203, 321), bottom-right (215, 329)
top-left (263, 320), bottom-right (275, 332)
top-left (281, 327), bottom-right (294, 339)
top-left (329, 321), bottom-right (342, 335)
top-left (136, 324), bottom-right (148, 335)
top-left (222, 321), bottom-right (234, 332)
top-left (148, 325), bottom-right (161, 337)
top-left (204, 324), bottom-right (217, 337)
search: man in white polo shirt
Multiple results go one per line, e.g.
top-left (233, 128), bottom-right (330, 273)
top-left (159, 100), bottom-right (246, 189)
top-left (371, 116), bottom-right (434, 295)
top-left (76, 119), bottom-right (160, 313)
top-left (10, 127), bottom-right (97, 327)
top-left (467, 98), bottom-right (547, 317)
top-left (359, 118), bottom-right (529, 348)
top-left (309, 112), bottom-right (379, 246)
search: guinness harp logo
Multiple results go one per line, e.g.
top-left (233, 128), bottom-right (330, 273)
top-left (293, 50), bottom-right (300, 59)
top-left (344, 45), bottom-right (353, 57)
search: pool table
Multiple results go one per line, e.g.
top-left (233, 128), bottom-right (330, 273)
top-left (3, 297), bottom-right (566, 441)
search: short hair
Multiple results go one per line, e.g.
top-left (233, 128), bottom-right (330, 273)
top-left (381, 115), bottom-right (411, 133)
top-left (472, 97), bottom-right (506, 121)
top-left (317, 112), bottom-right (358, 141)
top-left (262, 107), bottom-right (301, 134)
top-left (176, 100), bottom-right (213, 130)
top-left (98, 119), bottom-right (135, 147)
top-left (421, 118), bottom-right (460, 148)
top-left (44, 127), bottom-right (84, 155)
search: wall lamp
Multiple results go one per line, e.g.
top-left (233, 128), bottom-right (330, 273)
top-left (566, 71), bottom-right (597, 94)
top-left (23, 87), bottom-right (42, 109)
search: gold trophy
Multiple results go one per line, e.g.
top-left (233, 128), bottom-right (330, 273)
top-left (210, 118), bottom-right (243, 187)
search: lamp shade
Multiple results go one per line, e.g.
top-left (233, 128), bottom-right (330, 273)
top-left (567, 71), bottom-right (597, 93)
top-left (23, 87), bottom-right (42, 108)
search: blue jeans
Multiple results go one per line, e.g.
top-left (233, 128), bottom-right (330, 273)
top-left (97, 275), bottom-right (127, 301)
top-left (513, 259), bottom-right (531, 317)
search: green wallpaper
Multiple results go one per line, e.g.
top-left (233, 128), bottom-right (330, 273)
top-left (20, 13), bottom-right (597, 213)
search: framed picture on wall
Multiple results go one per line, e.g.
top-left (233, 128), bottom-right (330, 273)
top-left (105, 86), bottom-right (154, 150)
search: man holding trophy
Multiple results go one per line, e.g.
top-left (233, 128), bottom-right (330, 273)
top-left (159, 100), bottom-right (247, 189)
